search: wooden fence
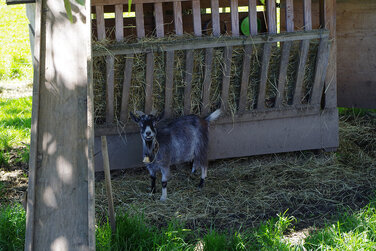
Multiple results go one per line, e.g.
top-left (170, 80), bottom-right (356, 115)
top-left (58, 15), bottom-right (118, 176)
top-left (90, 0), bottom-right (338, 171)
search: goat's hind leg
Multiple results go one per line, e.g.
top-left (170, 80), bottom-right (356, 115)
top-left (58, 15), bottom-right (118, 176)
top-left (147, 166), bottom-right (156, 194)
top-left (198, 165), bottom-right (207, 189)
top-left (160, 167), bottom-right (170, 201)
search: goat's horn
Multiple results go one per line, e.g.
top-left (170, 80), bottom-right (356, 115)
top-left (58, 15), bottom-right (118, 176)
top-left (135, 111), bottom-right (145, 116)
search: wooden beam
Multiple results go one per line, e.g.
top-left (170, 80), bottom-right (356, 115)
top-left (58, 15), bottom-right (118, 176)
top-left (173, 1), bottom-right (183, 35)
top-left (221, 47), bottom-right (233, 112)
top-left (119, 56), bottom-right (133, 122)
top-left (211, 0), bottom-right (221, 36)
top-left (192, 0), bottom-right (202, 36)
top-left (248, 0), bottom-right (258, 35)
top-left (201, 48), bottom-right (214, 116)
top-left (231, 0), bottom-right (239, 36)
top-left (93, 30), bottom-right (330, 56)
top-left (115, 4), bottom-right (123, 42)
top-left (154, 2), bottom-right (164, 38)
top-left (238, 45), bottom-right (253, 113)
top-left (183, 50), bottom-right (194, 115)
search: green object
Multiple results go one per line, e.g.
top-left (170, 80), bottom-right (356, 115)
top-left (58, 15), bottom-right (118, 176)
top-left (241, 17), bottom-right (261, 36)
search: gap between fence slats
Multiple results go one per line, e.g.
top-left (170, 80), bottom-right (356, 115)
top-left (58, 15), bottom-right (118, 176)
top-left (183, 50), bottom-right (194, 115)
top-left (120, 56), bottom-right (133, 122)
top-left (221, 47), bottom-right (233, 112)
top-left (238, 45), bottom-right (252, 112)
top-left (310, 38), bottom-right (329, 105)
top-left (201, 48), bottom-right (213, 116)
top-left (114, 4), bottom-right (123, 41)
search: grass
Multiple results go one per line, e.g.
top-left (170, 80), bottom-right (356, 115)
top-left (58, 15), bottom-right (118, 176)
top-left (0, 0), bottom-right (32, 81)
top-left (0, 203), bottom-right (26, 251)
top-left (0, 97), bottom-right (32, 167)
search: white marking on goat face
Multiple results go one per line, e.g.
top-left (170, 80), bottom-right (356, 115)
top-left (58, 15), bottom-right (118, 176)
top-left (142, 125), bottom-right (155, 141)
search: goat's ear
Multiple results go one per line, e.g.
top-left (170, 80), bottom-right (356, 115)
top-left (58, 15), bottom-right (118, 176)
top-left (130, 112), bottom-right (140, 123)
top-left (156, 111), bottom-right (164, 123)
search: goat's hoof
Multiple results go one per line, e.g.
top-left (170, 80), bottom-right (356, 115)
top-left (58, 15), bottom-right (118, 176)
top-left (160, 196), bottom-right (167, 201)
top-left (198, 178), bottom-right (205, 189)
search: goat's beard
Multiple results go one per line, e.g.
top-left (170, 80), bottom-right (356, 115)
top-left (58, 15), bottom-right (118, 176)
top-left (143, 138), bottom-right (157, 163)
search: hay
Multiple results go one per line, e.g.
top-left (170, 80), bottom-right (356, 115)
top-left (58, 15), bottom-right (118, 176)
top-left (93, 36), bottom-right (320, 125)
top-left (95, 113), bottom-right (376, 232)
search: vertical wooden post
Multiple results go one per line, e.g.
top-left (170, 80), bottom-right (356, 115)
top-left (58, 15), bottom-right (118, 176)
top-left (25, 0), bottom-right (94, 250)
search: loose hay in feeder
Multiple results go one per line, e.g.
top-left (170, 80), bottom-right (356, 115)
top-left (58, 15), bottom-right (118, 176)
top-left (92, 35), bottom-right (320, 126)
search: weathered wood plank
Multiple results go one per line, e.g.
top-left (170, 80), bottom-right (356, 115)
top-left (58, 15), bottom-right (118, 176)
top-left (221, 47), bottom-right (233, 112)
top-left (101, 136), bottom-right (116, 233)
top-left (230, 0), bottom-right (239, 36)
top-left (310, 38), bottom-right (329, 105)
top-left (135, 3), bottom-right (145, 38)
top-left (115, 4), bottom-right (123, 42)
top-left (292, 39), bottom-right (310, 106)
top-left (238, 45), bottom-right (252, 112)
top-left (154, 2), bottom-right (164, 37)
top-left (275, 41), bottom-right (292, 107)
top-left (192, 0), bottom-right (202, 36)
top-left (286, 0), bottom-right (294, 32)
top-left (173, 1), bottom-right (183, 35)
top-left (211, 0), bottom-right (220, 36)
top-left (257, 43), bottom-right (272, 109)
top-left (165, 51), bottom-right (174, 118)
top-left (303, 0), bottom-right (312, 31)
top-left (26, 0), bottom-right (94, 249)
top-left (145, 52), bottom-right (154, 113)
top-left (183, 50), bottom-right (194, 115)
top-left (119, 55), bottom-right (133, 122)
top-left (248, 0), bottom-right (258, 35)
top-left (93, 30), bottom-right (330, 56)
top-left (201, 48), bottom-right (214, 115)
top-left (96, 6), bottom-right (106, 41)
top-left (106, 56), bottom-right (115, 124)
top-left (266, 0), bottom-right (276, 34)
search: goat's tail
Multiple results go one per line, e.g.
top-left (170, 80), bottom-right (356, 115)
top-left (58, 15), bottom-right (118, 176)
top-left (205, 109), bottom-right (221, 122)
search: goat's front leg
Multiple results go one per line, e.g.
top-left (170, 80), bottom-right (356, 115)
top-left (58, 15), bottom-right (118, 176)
top-left (147, 166), bottom-right (156, 194)
top-left (160, 167), bottom-right (170, 201)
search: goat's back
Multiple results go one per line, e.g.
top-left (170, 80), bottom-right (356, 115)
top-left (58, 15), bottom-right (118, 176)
top-left (157, 115), bottom-right (209, 165)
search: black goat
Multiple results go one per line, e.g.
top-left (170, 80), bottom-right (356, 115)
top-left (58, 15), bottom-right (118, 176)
top-left (130, 109), bottom-right (221, 201)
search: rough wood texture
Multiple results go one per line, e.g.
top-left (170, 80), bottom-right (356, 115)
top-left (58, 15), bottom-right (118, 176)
top-left (221, 47), bottom-right (233, 112)
top-left (106, 56), bottom-right (115, 124)
top-left (286, 0), bottom-right (294, 32)
top-left (145, 53), bottom-right (154, 113)
top-left (183, 50), bottom-right (194, 115)
top-left (248, 0), bottom-right (258, 35)
top-left (303, 0), bottom-right (312, 30)
top-left (165, 51), bottom-right (174, 118)
top-left (266, 0), bottom-right (276, 34)
top-left (231, 0), bottom-right (239, 36)
top-left (192, 0), bottom-right (202, 36)
top-left (115, 4), bottom-right (123, 41)
top-left (257, 43), bottom-right (272, 109)
top-left (119, 56), bottom-right (133, 122)
top-left (310, 37), bottom-right (329, 105)
top-left (101, 136), bottom-right (116, 233)
top-left (154, 2), bottom-right (164, 37)
top-left (238, 45), bottom-right (252, 112)
top-left (25, 0), bottom-right (94, 250)
top-left (293, 39), bottom-right (310, 105)
top-left (135, 3), bottom-right (145, 38)
top-left (96, 6), bottom-right (105, 40)
top-left (201, 48), bottom-right (214, 115)
top-left (211, 0), bottom-right (220, 36)
top-left (337, 0), bottom-right (376, 108)
top-left (173, 1), bottom-right (183, 35)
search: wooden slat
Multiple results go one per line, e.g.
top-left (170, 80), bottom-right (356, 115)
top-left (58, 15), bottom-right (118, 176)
top-left (96, 6), bottom-right (106, 41)
top-left (135, 3), bottom-right (145, 38)
top-left (248, 0), bottom-right (258, 35)
top-left (192, 0), bottom-right (202, 36)
top-left (286, 0), bottom-right (294, 32)
top-left (266, 0), bottom-right (276, 34)
top-left (183, 50), bottom-right (194, 115)
top-left (275, 0), bottom-right (294, 107)
top-left (173, 1), bottom-right (183, 35)
top-left (275, 41), bottom-right (292, 107)
top-left (310, 38), bottom-right (329, 105)
top-left (238, 45), bottom-right (252, 112)
top-left (145, 53), bottom-right (154, 113)
top-left (92, 0), bottom-right (191, 5)
top-left (231, 0), bottom-right (239, 36)
top-left (303, 0), bottom-right (312, 31)
top-left (221, 47), bottom-right (233, 112)
top-left (201, 48), bottom-right (214, 115)
top-left (154, 2), bottom-right (164, 37)
top-left (319, 0), bottom-right (326, 29)
top-left (211, 0), bottom-right (220, 36)
top-left (257, 43), bottom-right (272, 109)
top-left (106, 56), bottom-right (115, 124)
top-left (119, 56), bottom-right (133, 122)
top-left (165, 51), bottom-right (174, 118)
top-left (115, 4), bottom-right (123, 42)
top-left (293, 0), bottom-right (312, 106)
top-left (93, 30), bottom-right (330, 57)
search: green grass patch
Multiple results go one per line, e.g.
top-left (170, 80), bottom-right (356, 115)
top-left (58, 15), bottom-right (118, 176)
top-left (0, 203), bottom-right (26, 251)
top-left (0, 97), bottom-right (32, 166)
top-left (0, 1), bottom-right (32, 80)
